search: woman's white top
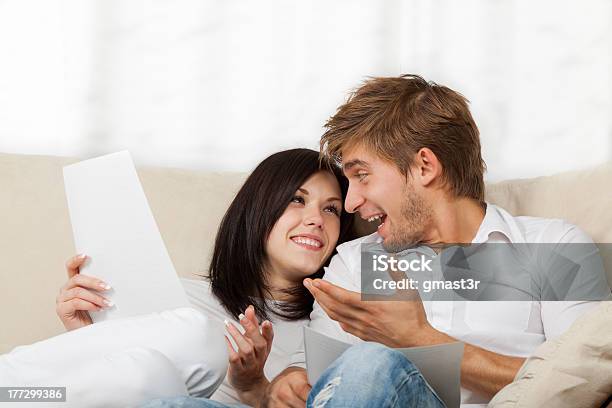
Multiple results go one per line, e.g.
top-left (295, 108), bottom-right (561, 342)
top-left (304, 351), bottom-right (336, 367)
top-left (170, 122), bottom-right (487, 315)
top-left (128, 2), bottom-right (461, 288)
top-left (180, 278), bottom-right (309, 404)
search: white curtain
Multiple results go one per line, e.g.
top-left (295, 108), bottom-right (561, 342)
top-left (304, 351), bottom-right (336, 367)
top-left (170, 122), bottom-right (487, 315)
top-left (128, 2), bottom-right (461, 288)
top-left (0, 0), bottom-right (610, 180)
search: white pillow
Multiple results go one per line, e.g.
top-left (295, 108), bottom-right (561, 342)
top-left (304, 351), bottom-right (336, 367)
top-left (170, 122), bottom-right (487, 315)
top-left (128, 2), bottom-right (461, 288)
top-left (489, 302), bottom-right (612, 408)
top-left (61, 347), bottom-right (188, 407)
top-left (0, 308), bottom-right (227, 402)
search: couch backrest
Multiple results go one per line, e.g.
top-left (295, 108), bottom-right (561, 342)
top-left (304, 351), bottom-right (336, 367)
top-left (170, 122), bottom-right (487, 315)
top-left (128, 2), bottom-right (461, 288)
top-left (1, 152), bottom-right (610, 353)
top-left (486, 164), bottom-right (612, 288)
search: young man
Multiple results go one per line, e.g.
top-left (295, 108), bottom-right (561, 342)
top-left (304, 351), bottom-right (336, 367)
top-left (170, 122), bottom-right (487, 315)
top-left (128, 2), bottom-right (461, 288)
top-left (263, 75), bottom-right (610, 407)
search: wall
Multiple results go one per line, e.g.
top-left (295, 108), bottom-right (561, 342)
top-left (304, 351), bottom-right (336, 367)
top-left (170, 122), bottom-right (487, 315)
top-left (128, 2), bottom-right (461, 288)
top-left (0, 0), bottom-right (610, 180)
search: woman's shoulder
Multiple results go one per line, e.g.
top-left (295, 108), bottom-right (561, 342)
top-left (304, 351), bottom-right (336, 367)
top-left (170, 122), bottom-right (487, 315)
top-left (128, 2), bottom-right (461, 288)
top-left (179, 277), bottom-right (311, 325)
top-left (179, 276), bottom-right (212, 294)
top-left (179, 277), bottom-right (229, 320)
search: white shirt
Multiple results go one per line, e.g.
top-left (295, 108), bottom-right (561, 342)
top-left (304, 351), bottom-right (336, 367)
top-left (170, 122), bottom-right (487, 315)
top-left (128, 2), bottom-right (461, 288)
top-left (290, 203), bottom-right (610, 406)
top-left (181, 278), bottom-right (308, 405)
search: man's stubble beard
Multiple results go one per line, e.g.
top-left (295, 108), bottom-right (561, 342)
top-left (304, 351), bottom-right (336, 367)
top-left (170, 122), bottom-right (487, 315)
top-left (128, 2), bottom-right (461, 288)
top-left (382, 184), bottom-right (432, 253)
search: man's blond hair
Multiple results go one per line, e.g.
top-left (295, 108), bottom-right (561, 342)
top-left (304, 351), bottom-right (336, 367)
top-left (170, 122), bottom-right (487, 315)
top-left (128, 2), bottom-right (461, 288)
top-left (320, 74), bottom-right (487, 201)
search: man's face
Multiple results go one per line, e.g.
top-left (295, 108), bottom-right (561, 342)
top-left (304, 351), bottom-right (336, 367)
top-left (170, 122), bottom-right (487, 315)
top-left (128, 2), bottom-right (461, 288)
top-left (342, 145), bottom-right (432, 252)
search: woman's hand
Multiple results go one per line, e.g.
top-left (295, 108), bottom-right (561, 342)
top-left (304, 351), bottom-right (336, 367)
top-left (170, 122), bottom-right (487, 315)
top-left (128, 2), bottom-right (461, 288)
top-left (55, 254), bottom-right (113, 331)
top-left (225, 305), bottom-right (274, 405)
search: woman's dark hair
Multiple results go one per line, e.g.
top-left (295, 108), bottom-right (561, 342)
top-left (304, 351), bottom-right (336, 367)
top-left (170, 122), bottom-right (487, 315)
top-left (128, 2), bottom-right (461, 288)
top-left (207, 148), bottom-right (354, 321)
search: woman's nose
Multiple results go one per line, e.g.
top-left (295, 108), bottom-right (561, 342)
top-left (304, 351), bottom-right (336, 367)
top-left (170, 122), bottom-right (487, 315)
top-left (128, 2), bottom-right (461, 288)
top-left (304, 209), bottom-right (324, 228)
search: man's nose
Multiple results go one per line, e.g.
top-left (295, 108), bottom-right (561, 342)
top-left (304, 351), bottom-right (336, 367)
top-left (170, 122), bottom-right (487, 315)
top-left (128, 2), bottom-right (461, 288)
top-left (344, 183), bottom-right (364, 214)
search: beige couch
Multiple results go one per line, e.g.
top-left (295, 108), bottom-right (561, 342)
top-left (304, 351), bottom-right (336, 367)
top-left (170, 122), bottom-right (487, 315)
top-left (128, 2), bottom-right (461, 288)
top-left (1, 152), bottom-right (611, 354)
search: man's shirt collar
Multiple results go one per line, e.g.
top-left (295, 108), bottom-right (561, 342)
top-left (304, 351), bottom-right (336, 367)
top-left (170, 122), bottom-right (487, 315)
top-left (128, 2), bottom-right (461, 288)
top-left (472, 202), bottom-right (525, 244)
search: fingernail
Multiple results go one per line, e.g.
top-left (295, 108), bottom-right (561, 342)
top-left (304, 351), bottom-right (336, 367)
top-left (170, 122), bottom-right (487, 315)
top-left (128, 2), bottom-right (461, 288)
top-left (103, 299), bottom-right (114, 307)
top-left (99, 282), bottom-right (111, 290)
top-left (223, 319), bottom-right (230, 327)
top-left (312, 280), bottom-right (321, 288)
top-left (78, 254), bottom-right (87, 259)
top-left (238, 313), bottom-right (246, 321)
top-left (303, 279), bottom-right (311, 288)
top-left (247, 305), bottom-right (254, 312)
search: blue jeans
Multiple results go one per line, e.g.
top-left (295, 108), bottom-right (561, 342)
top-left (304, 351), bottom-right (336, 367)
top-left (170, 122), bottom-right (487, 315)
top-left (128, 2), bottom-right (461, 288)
top-left (141, 396), bottom-right (248, 408)
top-left (307, 342), bottom-right (445, 408)
top-left (142, 343), bottom-right (444, 408)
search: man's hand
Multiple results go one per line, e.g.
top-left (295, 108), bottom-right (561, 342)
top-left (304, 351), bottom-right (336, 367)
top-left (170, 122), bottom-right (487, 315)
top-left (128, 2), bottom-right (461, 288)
top-left (262, 366), bottom-right (310, 408)
top-left (303, 278), bottom-right (445, 348)
top-left (304, 277), bottom-right (526, 398)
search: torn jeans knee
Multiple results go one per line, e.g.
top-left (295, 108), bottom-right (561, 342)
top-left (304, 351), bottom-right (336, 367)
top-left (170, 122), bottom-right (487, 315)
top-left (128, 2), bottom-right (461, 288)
top-left (311, 376), bottom-right (342, 408)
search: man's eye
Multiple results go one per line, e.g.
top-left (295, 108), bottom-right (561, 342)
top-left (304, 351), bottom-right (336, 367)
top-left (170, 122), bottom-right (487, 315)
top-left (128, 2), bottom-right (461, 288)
top-left (291, 195), bottom-right (305, 204)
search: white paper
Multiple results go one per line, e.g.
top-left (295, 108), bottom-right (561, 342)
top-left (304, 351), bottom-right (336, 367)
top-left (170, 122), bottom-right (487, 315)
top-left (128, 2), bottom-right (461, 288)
top-left (304, 326), bottom-right (464, 408)
top-left (63, 151), bottom-right (190, 322)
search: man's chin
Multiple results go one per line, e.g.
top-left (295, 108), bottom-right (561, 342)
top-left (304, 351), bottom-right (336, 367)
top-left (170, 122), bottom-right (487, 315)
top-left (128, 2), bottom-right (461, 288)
top-left (381, 238), bottom-right (411, 253)
top-left (381, 230), bottom-right (421, 252)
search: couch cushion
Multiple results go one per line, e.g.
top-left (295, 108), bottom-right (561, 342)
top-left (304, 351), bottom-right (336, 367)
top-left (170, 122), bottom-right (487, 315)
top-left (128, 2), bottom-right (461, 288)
top-left (488, 301), bottom-right (612, 408)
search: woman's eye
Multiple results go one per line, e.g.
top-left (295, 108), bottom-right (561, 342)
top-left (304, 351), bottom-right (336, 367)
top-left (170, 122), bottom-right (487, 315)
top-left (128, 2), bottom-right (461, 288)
top-left (291, 195), bottom-right (305, 204)
top-left (325, 205), bottom-right (340, 216)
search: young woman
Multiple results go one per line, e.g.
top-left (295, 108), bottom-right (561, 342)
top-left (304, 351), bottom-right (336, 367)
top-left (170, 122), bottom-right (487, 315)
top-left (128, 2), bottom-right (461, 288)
top-left (55, 148), bottom-right (354, 406)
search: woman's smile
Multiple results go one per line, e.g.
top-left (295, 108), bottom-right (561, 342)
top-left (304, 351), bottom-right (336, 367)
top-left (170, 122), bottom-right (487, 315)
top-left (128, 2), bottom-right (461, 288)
top-left (289, 233), bottom-right (324, 251)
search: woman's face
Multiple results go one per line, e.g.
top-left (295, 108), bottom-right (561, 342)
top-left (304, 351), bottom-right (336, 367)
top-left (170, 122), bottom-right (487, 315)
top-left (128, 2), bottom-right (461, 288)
top-left (265, 171), bottom-right (343, 287)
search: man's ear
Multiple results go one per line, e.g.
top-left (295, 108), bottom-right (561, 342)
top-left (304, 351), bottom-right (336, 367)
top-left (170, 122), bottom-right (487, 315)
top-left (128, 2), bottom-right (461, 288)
top-left (412, 148), bottom-right (442, 187)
